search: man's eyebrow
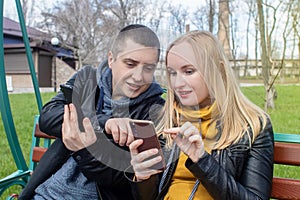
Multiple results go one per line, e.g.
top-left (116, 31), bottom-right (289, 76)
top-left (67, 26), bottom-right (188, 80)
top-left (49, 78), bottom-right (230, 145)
top-left (122, 58), bottom-right (157, 67)
top-left (122, 58), bottom-right (139, 64)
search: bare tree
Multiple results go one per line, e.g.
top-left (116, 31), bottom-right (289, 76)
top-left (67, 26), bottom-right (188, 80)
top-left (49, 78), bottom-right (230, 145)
top-left (148, 0), bottom-right (168, 32)
top-left (218, 0), bottom-right (231, 59)
top-left (291, 13), bottom-right (299, 60)
top-left (270, 1), bottom-right (299, 83)
top-left (273, 2), bottom-right (293, 83)
top-left (192, 0), bottom-right (216, 33)
top-left (243, 0), bottom-right (257, 77)
top-left (230, 14), bottom-right (238, 76)
top-left (39, 0), bottom-right (121, 68)
top-left (256, 0), bottom-right (275, 110)
top-left (208, 0), bottom-right (216, 32)
top-left (21, 0), bottom-right (35, 26)
top-left (21, 0), bottom-right (29, 23)
top-left (167, 4), bottom-right (188, 34)
top-left (290, 1), bottom-right (300, 61)
top-left (38, 0), bottom-right (166, 69)
top-left (254, 16), bottom-right (260, 79)
top-left (99, 0), bottom-right (148, 27)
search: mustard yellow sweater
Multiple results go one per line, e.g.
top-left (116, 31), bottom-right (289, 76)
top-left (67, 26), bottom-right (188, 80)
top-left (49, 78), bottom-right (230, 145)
top-left (164, 103), bottom-right (217, 200)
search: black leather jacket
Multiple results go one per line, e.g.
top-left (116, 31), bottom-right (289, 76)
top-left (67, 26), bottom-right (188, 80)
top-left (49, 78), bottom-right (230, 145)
top-left (19, 63), bottom-right (165, 200)
top-left (131, 119), bottom-right (274, 200)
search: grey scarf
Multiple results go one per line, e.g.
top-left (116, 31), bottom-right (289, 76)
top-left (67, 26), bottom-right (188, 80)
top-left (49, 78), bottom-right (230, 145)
top-left (98, 66), bottom-right (162, 118)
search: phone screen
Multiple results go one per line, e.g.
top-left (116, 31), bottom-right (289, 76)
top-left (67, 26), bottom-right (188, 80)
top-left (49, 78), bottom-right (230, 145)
top-left (130, 120), bottom-right (166, 170)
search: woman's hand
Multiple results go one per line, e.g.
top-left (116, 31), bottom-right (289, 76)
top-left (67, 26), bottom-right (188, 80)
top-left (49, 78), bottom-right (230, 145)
top-left (164, 122), bottom-right (205, 163)
top-left (105, 118), bottom-right (134, 146)
top-left (129, 139), bottom-right (163, 181)
top-left (62, 104), bottom-right (97, 151)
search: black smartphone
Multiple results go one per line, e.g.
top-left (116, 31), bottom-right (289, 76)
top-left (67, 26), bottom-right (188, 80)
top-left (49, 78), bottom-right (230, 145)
top-left (60, 84), bottom-right (73, 104)
top-left (129, 119), bottom-right (166, 170)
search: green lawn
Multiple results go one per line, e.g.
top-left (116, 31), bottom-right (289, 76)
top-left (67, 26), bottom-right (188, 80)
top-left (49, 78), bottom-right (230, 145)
top-left (242, 85), bottom-right (300, 133)
top-left (242, 85), bottom-right (300, 181)
top-left (0, 92), bottom-right (55, 197)
top-left (0, 85), bottom-right (300, 197)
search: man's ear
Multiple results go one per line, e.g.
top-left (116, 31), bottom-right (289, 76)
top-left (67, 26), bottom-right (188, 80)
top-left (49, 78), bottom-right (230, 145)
top-left (108, 51), bottom-right (114, 69)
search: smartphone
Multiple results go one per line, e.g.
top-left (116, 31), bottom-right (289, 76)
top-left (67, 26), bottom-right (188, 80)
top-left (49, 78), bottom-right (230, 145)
top-left (129, 119), bottom-right (166, 170)
top-left (60, 84), bottom-right (73, 104)
top-left (60, 84), bottom-right (85, 131)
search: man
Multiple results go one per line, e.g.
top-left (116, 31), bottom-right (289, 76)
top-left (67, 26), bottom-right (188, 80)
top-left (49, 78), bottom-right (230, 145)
top-left (19, 24), bottom-right (164, 200)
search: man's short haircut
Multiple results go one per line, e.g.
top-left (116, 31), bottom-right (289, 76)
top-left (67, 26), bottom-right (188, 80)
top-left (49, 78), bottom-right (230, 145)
top-left (110, 24), bottom-right (160, 61)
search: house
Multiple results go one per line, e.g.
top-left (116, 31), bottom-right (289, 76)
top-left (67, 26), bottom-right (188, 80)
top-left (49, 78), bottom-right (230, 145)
top-left (3, 17), bottom-right (76, 92)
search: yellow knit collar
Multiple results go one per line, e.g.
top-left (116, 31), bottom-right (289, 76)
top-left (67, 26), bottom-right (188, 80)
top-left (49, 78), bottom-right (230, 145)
top-left (175, 102), bottom-right (218, 150)
top-left (176, 102), bottom-right (217, 122)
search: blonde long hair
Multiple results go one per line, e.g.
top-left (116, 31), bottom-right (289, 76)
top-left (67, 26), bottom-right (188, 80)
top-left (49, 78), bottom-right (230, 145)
top-left (157, 31), bottom-right (268, 150)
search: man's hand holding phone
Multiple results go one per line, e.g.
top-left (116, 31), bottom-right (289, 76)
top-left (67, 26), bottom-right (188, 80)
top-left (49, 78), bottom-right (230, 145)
top-left (62, 104), bottom-right (97, 151)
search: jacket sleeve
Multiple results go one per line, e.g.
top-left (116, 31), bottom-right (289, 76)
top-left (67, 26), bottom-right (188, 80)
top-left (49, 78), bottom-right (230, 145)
top-left (72, 131), bottom-right (133, 186)
top-left (125, 135), bottom-right (166, 200)
top-left (71, 97), bottom-right (165, 184)
top-left (72, 122), bottom-right (163, 195)
top-left (129, 175), bottom-right (160, 200)
top-left (38, 74), bottom-right (77, 138)
top-left (186, 120), bottom-right (274, 200)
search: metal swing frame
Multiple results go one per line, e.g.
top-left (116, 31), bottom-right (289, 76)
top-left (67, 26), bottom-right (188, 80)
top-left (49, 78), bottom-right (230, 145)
top-left (0, 0), bottom-right (43, 197)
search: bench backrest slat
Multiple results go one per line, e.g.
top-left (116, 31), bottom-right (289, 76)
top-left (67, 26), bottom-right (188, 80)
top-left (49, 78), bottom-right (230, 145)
top-left (29, 115), bottom-right (56, 171)
top-left (272, 178), bottom-right (300, 200)
top-left (271, 135), bottom-right (300, 200)
top-left (274, 142), bottom-right (300, 166)
top-left (34, 124), bottom-right (56, 139)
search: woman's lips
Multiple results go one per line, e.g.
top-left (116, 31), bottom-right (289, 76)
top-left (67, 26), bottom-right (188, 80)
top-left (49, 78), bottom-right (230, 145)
top-left (177, 90), bottom-right (192, 98)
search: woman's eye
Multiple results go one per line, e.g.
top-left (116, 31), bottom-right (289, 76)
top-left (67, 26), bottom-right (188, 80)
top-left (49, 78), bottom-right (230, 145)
top-left (144, 65), bottom-right (155, 72)
top-left (185, 69), bottom-right (195, 75)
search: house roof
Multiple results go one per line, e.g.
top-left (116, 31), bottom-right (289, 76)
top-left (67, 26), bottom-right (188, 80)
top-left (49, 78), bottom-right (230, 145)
top-left (3, 17), bottom-right (49, 39)
top-left (3, 17), bottom-right (75, 59)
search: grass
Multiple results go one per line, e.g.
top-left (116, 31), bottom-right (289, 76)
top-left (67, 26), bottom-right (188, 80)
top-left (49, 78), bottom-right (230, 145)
top-left (242, 85), bottom-right (300, 180)
top-left (242, 85), bottom-right (300, 134)
top-left (0, 85), bottom-right (300, 197)
top-left (0, 92), bottom-right (55, 198)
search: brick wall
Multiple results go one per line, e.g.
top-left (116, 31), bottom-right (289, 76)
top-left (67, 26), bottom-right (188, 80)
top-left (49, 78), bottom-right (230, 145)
top-left (55, 58), bottom-right (76, 90)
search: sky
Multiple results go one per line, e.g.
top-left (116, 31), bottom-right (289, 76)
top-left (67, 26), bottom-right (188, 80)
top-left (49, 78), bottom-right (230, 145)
top-left (3, 0), bottom-right (252, 58)
top-left (3, 1), bottom-right (296, 60)
top-left (3, 0), bottom-right (202, 22)
top-left (3, 0), bottom-right (57, 23)
top-left (3, 0), bottom-right (203, 48)
top-left (2, 0), bottom-right (261, 59)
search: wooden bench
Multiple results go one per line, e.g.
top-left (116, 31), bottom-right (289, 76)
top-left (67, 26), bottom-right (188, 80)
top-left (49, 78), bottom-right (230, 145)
top-left (27, 126), bottom-right (300, 199)
top-left (8, 120), bottom-right (300, 200)
top-left (271, 133), bottom-right (300, 199)
top-left (29, 115), bottom-right (56, 171)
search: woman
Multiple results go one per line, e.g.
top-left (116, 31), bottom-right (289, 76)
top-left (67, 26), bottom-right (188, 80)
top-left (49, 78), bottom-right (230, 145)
top-left (129, 31), bottom-right (274, 200)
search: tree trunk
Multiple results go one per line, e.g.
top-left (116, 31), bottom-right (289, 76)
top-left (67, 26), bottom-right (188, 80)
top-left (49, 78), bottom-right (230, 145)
top-left (208, 0), bottom-right (215, 33)
top-left (218, 0), bottom-right (231, 59)
top-left (256, 0), bottom-right (275, 110)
